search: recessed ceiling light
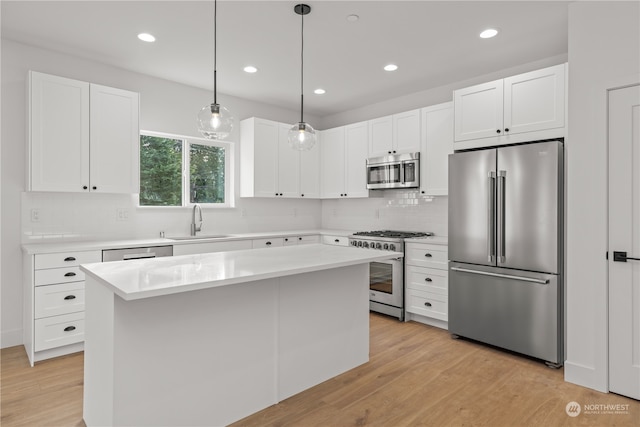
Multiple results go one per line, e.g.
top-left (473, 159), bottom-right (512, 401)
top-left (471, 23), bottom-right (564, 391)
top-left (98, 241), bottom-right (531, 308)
top-left (479, 28), bottom-right (499, 39)
top-left (346, 14), bottom-right (359, 22)
top-left (243, 66), bottom-right (258, 73)
top-left (137, 33), bottom-right (156, 43)
top-left (384, 64), bottom-right (398, 72)
top-left (314, 89), bottom-right (326, 95)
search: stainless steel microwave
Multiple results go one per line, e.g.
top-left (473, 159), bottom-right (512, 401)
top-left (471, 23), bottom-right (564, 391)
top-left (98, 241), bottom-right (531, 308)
top-left (366, 152), bottom-right (420, 190)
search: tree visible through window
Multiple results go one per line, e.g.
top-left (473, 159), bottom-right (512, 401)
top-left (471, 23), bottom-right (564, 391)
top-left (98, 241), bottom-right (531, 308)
top-left (139, 132), bottom-right (231, 207)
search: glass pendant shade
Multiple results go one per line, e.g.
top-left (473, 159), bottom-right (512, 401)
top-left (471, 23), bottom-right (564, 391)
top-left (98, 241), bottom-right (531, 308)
top-left (288, 122), bottom-right (316, 151)
top-left (197, 103), bottom-right (233, 140)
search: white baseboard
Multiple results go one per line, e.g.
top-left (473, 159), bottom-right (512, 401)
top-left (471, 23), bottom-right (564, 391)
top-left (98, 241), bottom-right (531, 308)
top-left (1, 328), bottom-right (23, 349)
top-left (564, 360), bottom-right (608, 393)
top-left (406, 313), bottom-right (448, 330)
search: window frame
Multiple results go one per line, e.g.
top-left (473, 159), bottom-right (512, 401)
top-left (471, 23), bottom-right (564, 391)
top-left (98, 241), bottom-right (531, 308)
top-left (139, 130), bottom-right (234, 208)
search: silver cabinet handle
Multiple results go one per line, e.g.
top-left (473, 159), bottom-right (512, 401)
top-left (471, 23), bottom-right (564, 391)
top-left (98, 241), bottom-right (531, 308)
top-left (497, 170), bottom-right (506, 263)
top-left (451, 267), bottom-right (549, 284)
top-left (122, 253), bottom-right (156, 260)
top-left (487, 171), bottom-right (496, 262)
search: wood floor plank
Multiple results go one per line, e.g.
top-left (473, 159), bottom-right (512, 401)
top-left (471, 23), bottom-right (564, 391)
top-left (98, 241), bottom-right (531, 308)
top-left (2, 313), bottom-right (638, 427)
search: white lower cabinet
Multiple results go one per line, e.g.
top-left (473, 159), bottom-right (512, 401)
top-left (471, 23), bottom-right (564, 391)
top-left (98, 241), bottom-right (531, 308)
top-left (24, 249), bottom-right (101, 365)
top-left (283, 235), bottom-right (321, 246)
top-left (322, 235), bottom-right (350, 246)
top-left (252, 238), bottom-right (284, 248)
top-left (405, 242), bottom-right (449, 328)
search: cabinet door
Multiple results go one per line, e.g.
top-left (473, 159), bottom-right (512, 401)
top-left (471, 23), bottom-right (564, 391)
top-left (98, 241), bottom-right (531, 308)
top-left (368, 116), bottom-right (393, 157)
top-left (393, 109), bottom-right (421, 154)
top-left (89, 84), bottom-right (139, 193)
top-left (277, 124), bottom-right (300, 198)
top-left (454, 79), bottom-right (503, 142)
top-left (29, 71), bottom-right (90, 192)
top-left (300, 141), bottom-right (320, 198)
top-left (421, 103), bottom-right (453, 196)
top-left (344, 122), bottom-right (369, 198)
top-left (251, 118), bottom-right (279, 197)
top-left (320, 127), bottom-right (345, 198)
top-left (503, 64), bottom-right (565, 136)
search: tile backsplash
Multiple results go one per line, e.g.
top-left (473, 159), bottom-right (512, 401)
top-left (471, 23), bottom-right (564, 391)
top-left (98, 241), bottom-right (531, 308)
top-left (20, 190), bottom-right (446, 243)
top-left (321, 190), bottom-right (448, 236)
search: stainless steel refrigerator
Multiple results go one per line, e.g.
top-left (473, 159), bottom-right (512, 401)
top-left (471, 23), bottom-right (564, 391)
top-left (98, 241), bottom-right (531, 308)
top-left (448, 140), bottom-right (563, 366)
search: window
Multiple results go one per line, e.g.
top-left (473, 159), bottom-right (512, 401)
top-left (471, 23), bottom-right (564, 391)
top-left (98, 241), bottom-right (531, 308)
top-left (139, 131), bottom-right (232, 207)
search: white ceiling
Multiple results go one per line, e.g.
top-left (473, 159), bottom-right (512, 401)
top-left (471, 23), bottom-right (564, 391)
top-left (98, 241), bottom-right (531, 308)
top-left (1, 1), bottom-right (569, 117)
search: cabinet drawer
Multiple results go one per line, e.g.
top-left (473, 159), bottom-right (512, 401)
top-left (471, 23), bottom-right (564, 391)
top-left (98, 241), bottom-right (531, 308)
top-left (252, 238), bottom-right (284, 249)
top-left (35, 267), bottom-right (85, 286)
top-left (34, 312), bottom-right (84, 351)
top-left (406, 290), bottom-right (448, 321)
top-left (322, 235), bottom-right (349, 246)
top-left (35, 282), bottom-right (85, 319)
top-left (282, 236), bottom-right (297, 246)
top-left (35, 250), bottom-right (101, 270)
top-left (405, 244), bottom-right (448, 269)
top-left (406, 265), bottom-right (448, 295)
top-left (298, 235), bottom-right (320, 245)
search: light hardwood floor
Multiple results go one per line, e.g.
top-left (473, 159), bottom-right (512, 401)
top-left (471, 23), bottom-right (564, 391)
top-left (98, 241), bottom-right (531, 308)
top-left (2, 313), bottom-right (638, 427)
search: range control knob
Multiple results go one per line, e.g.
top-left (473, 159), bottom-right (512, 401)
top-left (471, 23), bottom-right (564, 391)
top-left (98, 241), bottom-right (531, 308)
top-left (376, 243), bottom-right (382, 249)
top-left (357, 241), bottom-right (363, 247)
top-left (383, 243), bottom-right (389, 250)
top-left (389, 244), bottom-right (396, 251)
top-left (351, 241), bottom-right (357, 246)
top-left (363, 242), bottom-right (369, 248)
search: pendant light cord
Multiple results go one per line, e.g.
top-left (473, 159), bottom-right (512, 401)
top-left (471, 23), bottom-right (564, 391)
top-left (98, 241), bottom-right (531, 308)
top-left (300, 8), bottom-right (304, 124)
top-left (213, 0), bottom-right (218, 105)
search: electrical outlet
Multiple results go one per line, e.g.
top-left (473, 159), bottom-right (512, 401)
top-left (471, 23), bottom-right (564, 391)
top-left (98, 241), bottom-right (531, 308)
top-left (375, 209), bottom-right (380, 219)
top-left (116, 208), bottom-right (129, 221)
top-left (30, 208), bottom-right (40, 223)
top-left (240, 209), bottom-right (247, 217)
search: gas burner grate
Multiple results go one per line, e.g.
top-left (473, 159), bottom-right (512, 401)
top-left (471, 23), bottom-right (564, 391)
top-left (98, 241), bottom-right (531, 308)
top-left (352, 230), bottom-right (434, 239)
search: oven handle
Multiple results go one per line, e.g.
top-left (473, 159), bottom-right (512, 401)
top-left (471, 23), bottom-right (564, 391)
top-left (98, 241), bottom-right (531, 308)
top-left (400, 163), bottom-right (405, 184)
top-left (372, 257), bottom-right (403, 264)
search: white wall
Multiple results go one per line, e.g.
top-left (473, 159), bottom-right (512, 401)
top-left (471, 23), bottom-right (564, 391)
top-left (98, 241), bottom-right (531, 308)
top-left (0, 39), bottom-right (323, 348)
top-left (319, 54), bottom-right (567, 130)
top-left (565, 1), bottom-right (640, 392)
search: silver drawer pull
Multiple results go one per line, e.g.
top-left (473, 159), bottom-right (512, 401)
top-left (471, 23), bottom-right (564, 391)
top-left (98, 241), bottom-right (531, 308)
top-left (64, 295), bottom-right (76, 300)
top-left (451, 267), bottom-right (549, 284)
top-left (63, 326), bottom-right (76, 332)
top-left (122, 253), bottom-right (156, 260)
top-left (64, 272), bottom-right (76, 277)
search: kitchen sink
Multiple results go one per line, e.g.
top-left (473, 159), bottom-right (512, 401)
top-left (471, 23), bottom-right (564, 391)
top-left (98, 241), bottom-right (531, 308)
top-left (167, 235), bottom-right (232, 241)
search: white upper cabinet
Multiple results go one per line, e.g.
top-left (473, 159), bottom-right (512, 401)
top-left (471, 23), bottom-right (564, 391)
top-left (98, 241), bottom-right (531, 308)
top-left (344, 122), bottom-right (369, 198)
top-left (453, 64), bottom-right (566, 149)
top-left (89, 84), bottom-right (140, 193)
top-left (319, 127), bottom-right (345, 198)
top-left (241, 117), bottom-right (319, 198)
top-left (320, 122), bottom-right (369, 199)
top-left (368, 109), bottom-right (421, 157)
top-left (277, 123), bottom-right (301, 198)
top-left (28, 71), bottom-right (139, 193)
top-left (420, 102), bottom-right (453, 196)
top-left (299, 135), bottom-right (320, 198)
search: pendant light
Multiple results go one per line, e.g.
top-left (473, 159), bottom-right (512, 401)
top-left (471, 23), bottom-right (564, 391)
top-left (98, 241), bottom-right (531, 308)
top-left (288, 4), bottom-right (316, 151)
top-left (197, 0), bottom-right (233, 140)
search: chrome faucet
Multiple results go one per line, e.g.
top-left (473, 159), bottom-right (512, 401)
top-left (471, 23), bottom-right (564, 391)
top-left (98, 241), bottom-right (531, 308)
top-left (190, 204), bottom-right (202, 236)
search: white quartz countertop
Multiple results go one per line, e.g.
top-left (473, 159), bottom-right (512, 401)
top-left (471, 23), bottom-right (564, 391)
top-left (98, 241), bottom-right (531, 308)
top-left (80, 244), bottom-right (402, 301)
top-left (22, 229), bottom-right (354, 254)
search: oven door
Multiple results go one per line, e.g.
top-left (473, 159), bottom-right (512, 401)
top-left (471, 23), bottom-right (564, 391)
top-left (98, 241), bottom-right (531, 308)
top-left (369, 257), bottom-right (404, 308)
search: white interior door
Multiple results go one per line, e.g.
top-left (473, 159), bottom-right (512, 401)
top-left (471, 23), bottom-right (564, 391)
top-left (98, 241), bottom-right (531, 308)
top-left (608, 83), bottom-right (640, 400)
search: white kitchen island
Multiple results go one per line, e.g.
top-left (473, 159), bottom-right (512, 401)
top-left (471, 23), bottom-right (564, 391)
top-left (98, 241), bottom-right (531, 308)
top-left (80, 244), bottom-right (401, 427)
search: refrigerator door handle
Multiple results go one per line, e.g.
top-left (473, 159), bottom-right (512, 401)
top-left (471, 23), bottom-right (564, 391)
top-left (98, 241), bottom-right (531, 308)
top-left (497, 170), bottom-right (507, 263)
top-left (451, 267), bottom-right (550, 284)
top-left (487, 172), bottom-right (496, 262)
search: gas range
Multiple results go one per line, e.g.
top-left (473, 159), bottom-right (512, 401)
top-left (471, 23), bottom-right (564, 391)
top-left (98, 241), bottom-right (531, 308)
top-left (349, 230), bottom-right (434, 253)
